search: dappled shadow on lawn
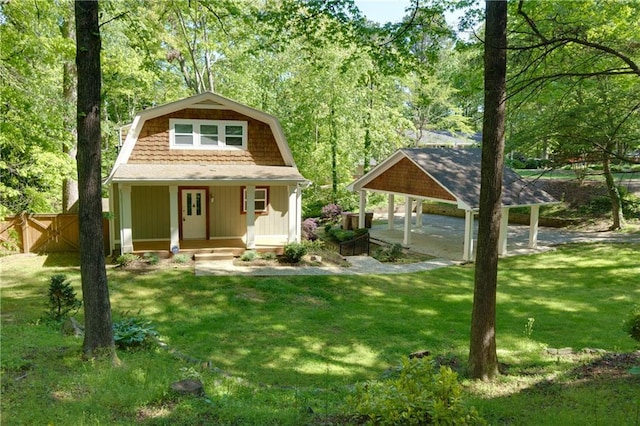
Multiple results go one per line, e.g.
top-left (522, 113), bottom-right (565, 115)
top-left (107, 266), bottom-right (477, 387)
top-left (473, 351), bottom-right (640, 425)
top-left (104, 243), bottom-right (640, 390)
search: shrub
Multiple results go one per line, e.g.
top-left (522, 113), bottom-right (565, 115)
top-left (261, 251), bottom-right (277, 261)
top-left (241, 250), bottom-right (258, 262)
top-left (623, 305), bottom-right (640, 344)
top-left (321, 203), bottom-right (343, 223)
top-left (348, 357), bottom-right (484, 425)
top-left (116, 253), bottom-right (139, 267)
top-left (326, 227), bottom-right (355, 242)
top-left (373, 243), bottom-right (403, 262)
top-left (46, 274), bottom-right (82, 321)
top-left (302, 218), bottom-right (319, 241)
top-left (171, 253), bottom-right (190, 264)
top-left (112, 317), bottom-right (159, 350)
top-left (283, 242), bottom-right (307, 263)
top-left (142, 252), bottom-right (160, 265)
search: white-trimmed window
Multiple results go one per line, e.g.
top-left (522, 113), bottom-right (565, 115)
top-left (170, 119), bottom-right (247, 149)
top-left (242, 187), bottom-right (268, 214)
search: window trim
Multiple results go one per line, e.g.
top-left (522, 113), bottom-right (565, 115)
top-left (169, 119), bottom-right (248, 150)
top-left (241, 186), bottom-right (269, 214)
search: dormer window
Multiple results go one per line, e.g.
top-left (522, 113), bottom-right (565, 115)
top-left (170, 119), bottom-right (247, 149)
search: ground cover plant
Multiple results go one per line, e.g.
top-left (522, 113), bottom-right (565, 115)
top-left (1, 243), bottom-right (639, 424)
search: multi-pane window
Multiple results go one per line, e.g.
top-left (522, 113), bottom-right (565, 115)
top-left (170, 119), bottom-right (247, 149)
top-left (242, 187), bottom-right (268, 213)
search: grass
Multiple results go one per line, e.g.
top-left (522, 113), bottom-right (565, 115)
top-left (1, 244), bottom-right (639, 424)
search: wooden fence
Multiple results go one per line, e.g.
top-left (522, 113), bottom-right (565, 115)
top-left (0, 213), bottom-right (110, 254)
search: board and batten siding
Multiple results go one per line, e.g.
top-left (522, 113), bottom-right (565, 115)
top-left (209, 185), bottom-right (289, 238)
top-left (113, 184), bottom-right (290, 242)
top-left (254, 186), bottom-right (288, 236)
top-left (131, 186), bottom-right (170, 239)
top-left (209, 186), bottom-right (243, 237)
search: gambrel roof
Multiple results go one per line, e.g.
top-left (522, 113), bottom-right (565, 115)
top-left (105, 91), bottom-right (306, 184)
top-left (348, 148), bottom-right (558, 210)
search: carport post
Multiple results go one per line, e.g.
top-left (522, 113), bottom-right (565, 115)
top-left (415, 199), bottom-right (423, 229)
top-left (463, 209), bottom-right (474, 261)
top-left (403, 197), bottom-right (412, 245)
top-left (387, 194), bottom-right (395, 230)
top-left (358, 190), bottom-right (367, 228)
top-left (529, 205), bottom-right (540, 248)
top-left (498, 206), bottom-right (509, 256)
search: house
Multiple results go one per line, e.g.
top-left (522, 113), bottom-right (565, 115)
top-left (347, 148), bottom-right (558, 261)
top-left (105, 92), bottom-right (309, 255)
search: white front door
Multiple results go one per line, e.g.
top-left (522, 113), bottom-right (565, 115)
top-left (181, 189), bottom-right (207, 240)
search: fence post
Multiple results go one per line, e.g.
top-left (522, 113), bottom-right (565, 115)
top-left (20, 212), bottom-right (31, 253)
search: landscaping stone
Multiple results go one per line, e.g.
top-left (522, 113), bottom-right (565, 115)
top-left (170, 379), bottom-right (205, 397)
top-left (61, 317), bottom-right (84, 337)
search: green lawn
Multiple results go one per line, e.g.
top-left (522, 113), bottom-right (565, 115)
top-left (1, 244), bottom-right (639, 425)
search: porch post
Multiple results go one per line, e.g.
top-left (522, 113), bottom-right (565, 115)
top-left (169, 185), bottom-right (179, 252)
top-left (358, 190), bottom-right (367, 229)
top-left (403, 197), bottom-right (412, 245)
top-left (108, 185), bottom-right (115, 255)
top-left (246, 185), bottom-right (256, 249)
top-left (119, 184), bottom-right (133, 253)
top-left (463, 209), bottom-right (474, 261)
top-left (498, 206), bottom-right (509, 256)
top-left (529, 205), bottom-right (540, 248)
top-left (288, 185), bottom-right (301, 243)
top-left (415, 199), bottom-right (423, 229)
top-left (387, 193), bottom-right (395, 230)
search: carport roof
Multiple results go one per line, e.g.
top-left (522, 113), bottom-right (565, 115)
top-left (348, 148), bottom-right (558, 210)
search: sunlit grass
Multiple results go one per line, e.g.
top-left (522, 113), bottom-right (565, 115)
top-left (1, 243), bottom-right (639, 424)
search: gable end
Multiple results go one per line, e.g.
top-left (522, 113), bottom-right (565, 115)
top-left (364, 157), bottom-right (456, 202)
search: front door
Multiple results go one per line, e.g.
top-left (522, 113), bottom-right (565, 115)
top-left (181, 189), bottom-right (207, 240)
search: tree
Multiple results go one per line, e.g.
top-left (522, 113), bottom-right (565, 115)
top-left (75, 0), bottom-right (117, 361)
top-left (468, 0), bottom-right (507, 381)
top-left (0, 0), bottom-right (76, 215)
top-left (507, 0), bottom-right (640, 230)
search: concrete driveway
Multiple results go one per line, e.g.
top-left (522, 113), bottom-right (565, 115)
top-left (369, 213), bottom-right (637, 262)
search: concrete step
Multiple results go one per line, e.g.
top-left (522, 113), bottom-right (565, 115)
top-left (194, 252), bottom-right (235, 262)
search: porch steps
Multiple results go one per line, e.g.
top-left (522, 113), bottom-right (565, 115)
top-left (193, 251), bottom-right (235, 262)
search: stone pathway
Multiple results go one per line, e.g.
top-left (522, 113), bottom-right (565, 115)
top-left (195, 256), bottom-right (458, 277)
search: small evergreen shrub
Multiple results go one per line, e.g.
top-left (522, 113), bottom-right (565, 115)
top-left (113, 317), bottom-right (159, 350)
top-left (46, 274), bottom-right (82, 321)
top-left (116, 253), bottom-right (139, 267)
top-left (348, 357), bottom-right (485, 425)
top-left (283, 242), bottom-right (307, 263)
top-left (623, 305), bottom-right (640, 344)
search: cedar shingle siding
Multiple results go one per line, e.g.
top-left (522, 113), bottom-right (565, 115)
top-left (364, 157), bottom-right (456, 201)
top-left (128, 108), bottom-right (285, 165)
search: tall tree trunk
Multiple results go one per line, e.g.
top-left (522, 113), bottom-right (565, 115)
top-left (75, 0), bottom-right (117, 361)
top-left (469, 0), bottom-right (507, 381)
top-left (329, 95), bottom-right (338, 202)
top-left (61, 7), bottom-right (79, 213)
top-left (602, 154), bottom-right (625, 230)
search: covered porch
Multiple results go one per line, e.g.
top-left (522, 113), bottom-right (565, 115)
top-left (130, 237), bottom-right (286, 257)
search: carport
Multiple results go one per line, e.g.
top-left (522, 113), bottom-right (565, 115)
top-left (347, 148), bottom-right (558, 261)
